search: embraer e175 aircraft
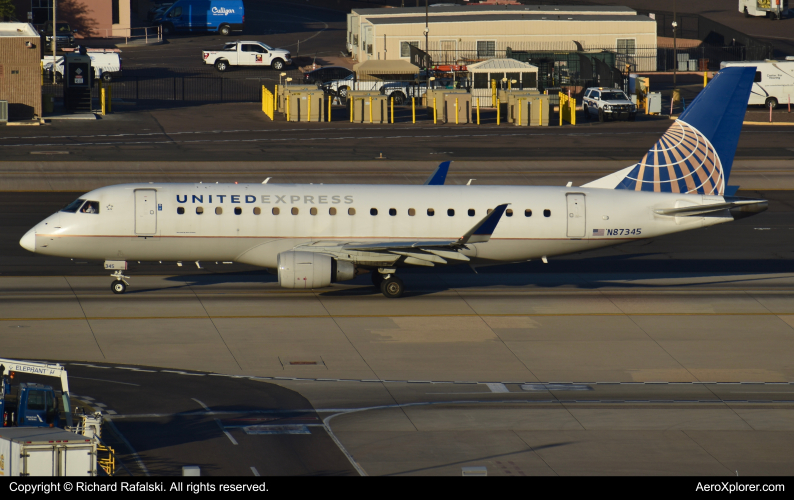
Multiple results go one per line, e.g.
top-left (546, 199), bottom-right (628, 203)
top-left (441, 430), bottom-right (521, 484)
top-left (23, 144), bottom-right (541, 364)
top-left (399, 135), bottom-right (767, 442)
top-left (20, 68), bottom-right (767, 298)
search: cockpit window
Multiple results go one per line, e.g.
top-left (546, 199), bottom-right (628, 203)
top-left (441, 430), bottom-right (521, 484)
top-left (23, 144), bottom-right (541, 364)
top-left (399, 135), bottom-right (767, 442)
top-left (80, 201), bottom-right (100, 214)
top-left (61, 198), bottom-right (86, 213)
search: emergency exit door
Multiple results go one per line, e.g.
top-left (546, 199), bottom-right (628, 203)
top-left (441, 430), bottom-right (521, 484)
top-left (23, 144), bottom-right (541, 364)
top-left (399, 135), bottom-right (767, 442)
top-left (566, 193), bottom-right (586, 238)
top-left (135, 189), bottom-right (157, 235)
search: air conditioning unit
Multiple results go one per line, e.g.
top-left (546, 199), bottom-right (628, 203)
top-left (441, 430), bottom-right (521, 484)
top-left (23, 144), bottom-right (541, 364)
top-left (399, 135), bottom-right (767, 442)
top-left (0, 100), bottom-right (8, 123)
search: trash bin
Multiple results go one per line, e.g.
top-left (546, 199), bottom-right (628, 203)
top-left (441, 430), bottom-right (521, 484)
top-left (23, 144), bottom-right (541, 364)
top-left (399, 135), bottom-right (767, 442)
top-left (647, 92), bottom-right (662, 115)
top-left (42, 93), bottom-right (54, 114)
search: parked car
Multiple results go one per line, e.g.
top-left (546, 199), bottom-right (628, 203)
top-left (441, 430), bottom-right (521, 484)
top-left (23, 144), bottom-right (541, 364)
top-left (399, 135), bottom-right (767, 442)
top-left (203, 41), bottom-right (291, 72)
top-left (40, 21), bottom-right (75, 49)
top-left (582, 87), bottom-right (636, 121)
top-left (304, 66), bottom-right (353, 85)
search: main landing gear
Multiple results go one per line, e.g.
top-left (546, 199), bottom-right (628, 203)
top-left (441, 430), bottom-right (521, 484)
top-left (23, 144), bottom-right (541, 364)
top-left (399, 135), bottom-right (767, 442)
top-left (372, 269), bottom-right (404, 298)
top-left (111, 270), bottom-right (130, 294)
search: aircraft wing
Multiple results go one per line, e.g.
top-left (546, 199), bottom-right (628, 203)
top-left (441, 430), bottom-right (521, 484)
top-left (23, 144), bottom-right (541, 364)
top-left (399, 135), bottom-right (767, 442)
top-left (305, 204), bottom-right (509, 267)
top-left (423, 161), bottom-right (451, 185)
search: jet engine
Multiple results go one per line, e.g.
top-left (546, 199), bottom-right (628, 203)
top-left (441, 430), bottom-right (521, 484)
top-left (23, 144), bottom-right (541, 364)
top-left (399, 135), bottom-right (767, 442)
top-left (277, 251), bottom-right (356, 289)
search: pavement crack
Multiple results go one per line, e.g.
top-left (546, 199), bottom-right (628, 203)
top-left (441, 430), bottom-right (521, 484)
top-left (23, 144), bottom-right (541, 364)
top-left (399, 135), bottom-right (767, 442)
top-left (186, 279), bottom-right (242, 371)
top-left (63, 276), bottom-right (106, 359)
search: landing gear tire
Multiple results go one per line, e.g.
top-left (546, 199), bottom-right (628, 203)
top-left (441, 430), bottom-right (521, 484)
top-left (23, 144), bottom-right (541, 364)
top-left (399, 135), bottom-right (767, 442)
top-left (598, 109), bottom-right (605, 122)
top-left (380, 276), bottom-right (404, 298)
top-left (111, 281), bottom-right (127, 294)
top-left (371, 272), bottom-right (384, 288)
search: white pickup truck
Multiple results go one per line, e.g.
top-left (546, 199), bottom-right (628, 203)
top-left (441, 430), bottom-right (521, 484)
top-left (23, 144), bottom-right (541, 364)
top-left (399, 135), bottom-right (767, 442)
top-left (202, 41), bottom-right (292, 72)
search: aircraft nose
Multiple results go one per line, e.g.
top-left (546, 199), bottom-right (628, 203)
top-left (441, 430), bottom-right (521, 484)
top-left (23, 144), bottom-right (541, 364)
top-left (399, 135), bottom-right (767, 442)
top-left (20, 228), bottom-right (36, 253)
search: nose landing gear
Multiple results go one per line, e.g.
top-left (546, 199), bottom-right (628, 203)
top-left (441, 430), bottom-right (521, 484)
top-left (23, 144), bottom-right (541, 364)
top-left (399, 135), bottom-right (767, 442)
top-left (110, 270), bottom-right (130, 294)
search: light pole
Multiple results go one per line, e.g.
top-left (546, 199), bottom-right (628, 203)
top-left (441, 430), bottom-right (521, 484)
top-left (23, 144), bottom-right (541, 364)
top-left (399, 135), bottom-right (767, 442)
top-left (672, 0), bottom-right (677, 96)
top-left (425, 0), bottom-right (429, 56)
top-left (52, 0), bottom-right (57, 84)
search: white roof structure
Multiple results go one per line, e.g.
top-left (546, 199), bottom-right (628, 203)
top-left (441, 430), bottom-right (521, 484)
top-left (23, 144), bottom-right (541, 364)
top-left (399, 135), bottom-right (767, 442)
top-left (0, 23), bottom-right (39, 37)
top-left (467, 58), bottom-right (538, 72)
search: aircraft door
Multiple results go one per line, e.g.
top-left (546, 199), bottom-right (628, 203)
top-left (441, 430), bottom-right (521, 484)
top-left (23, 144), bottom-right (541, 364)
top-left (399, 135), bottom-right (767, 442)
top-left (135, 189), bottom-right (157, 235)
top-left (566, 193), bottom-right (586, 238)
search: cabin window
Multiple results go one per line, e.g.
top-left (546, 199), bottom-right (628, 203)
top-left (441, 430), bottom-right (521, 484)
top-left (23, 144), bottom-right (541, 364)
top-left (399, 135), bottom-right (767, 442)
top-left (215, 207), bottom-right (223, 215)
top-left (272, 207), bottom-right (280, 215)
top-left (408, 208), bottom-right (416, 216)
top-left (506, 209), bottom-right (513, 217)
top-left (330, 207), bottom-right (337, 215)
top-left (177, 207), bottom-right (185, 214)
top-left (80, 201), bottom-right (99, 214)
top-left (196, 207), bottom-right (204, 215)
top-left (544, 209), bottom-right (551, 217)
top-left (468, 209), bottom-right (475, 216)
top-left (292, 207), bottom-right (299, 215)
top-left (310, 207), bottom-right (318, 215)
top-left (448, 209), bottom-right (455, 216)
top-left (370, 208), bottom-right (378, 216)
top-left (253, 207), bottom-right (261, 215)
top-left (234, 207), bottom-right (242, 215)
top-left (427, 208), bottom-right (435, 216)
top-left (389, 208), bottom-right (397, 216)
top-left (348, 208), bottom-right (356, 215)
top-left (525, 209), bottom-right (532, 217)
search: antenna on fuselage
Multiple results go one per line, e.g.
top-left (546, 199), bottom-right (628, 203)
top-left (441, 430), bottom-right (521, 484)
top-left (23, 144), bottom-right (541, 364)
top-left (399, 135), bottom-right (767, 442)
top-left (262, 177), bottom-right (271, 184)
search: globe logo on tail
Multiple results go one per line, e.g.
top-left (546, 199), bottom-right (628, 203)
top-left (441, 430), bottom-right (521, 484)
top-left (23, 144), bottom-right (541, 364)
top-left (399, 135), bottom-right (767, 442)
top-left (616, 120), bottom-right (724, 196)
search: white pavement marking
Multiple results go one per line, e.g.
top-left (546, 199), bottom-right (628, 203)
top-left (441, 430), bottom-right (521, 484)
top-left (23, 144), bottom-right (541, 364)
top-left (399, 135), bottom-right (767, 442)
top-left (485, 383), bottom-right (510, 393)
top-left (251, 467), bottom-right (260, 477)
top-left (193, 398), bottom-right (238, 446)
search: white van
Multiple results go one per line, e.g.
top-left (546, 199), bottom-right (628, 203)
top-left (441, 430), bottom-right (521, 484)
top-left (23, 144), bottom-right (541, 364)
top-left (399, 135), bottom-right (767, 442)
top-left (720, 60), bottom-right (794, 109)
top-left (43, 49), bottom-right (122, 83)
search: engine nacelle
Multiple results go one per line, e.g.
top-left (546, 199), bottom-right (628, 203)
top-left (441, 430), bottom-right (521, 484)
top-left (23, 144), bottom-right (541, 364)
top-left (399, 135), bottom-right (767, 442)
top-left (277, 251), bottom-right (356, 289)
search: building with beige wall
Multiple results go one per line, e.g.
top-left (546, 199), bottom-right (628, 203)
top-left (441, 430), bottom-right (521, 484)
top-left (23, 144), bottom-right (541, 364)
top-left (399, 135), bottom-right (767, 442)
top-left (348, 4), bottom-right (639, 59)
top-left (356, 13), bottom-right (657, 72)
top-left (0, 23), bottom-right (42, 119)
top-left (15, 0), bottom-right (131, 38)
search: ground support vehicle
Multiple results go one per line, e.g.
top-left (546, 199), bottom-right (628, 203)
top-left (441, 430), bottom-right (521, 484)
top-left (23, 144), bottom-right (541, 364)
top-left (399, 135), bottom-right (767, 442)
top-left (721, 60), bottom-right (794, 109)
top-left (739, 0), bottom-right (789, 19)
top-left (43, 49), bottom-right (122, 83)
top-left (0, 427), bottom-right (97, 476)
top-left (1, 359), bottom-right (74, 429)
top-left (582, 87), bottom-right (637, 121)
top-left (154, 0), bottom-right (244, 36)
top-left (203, 41), bottom-right (291, 72)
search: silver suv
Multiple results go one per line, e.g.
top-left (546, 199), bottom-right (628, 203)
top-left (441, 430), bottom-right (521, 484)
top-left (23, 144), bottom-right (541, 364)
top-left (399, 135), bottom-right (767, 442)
top-left (583, 87), bottom-right (636, 122)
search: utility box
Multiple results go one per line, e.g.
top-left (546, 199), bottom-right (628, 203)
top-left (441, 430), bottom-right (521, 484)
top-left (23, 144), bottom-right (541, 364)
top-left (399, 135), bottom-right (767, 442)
top-left (0, 428), bottom-right (97, 476)
top-left (528, 94), bottom-right (550, 126)
top-left (286, 89), bottom-right (325, 122)
top-left (63, 52), bottom-right (93, 112)
top-left (348, 90), bottom-right (386, 123)
top-left (278, 85), bottom-right (314, 114)
top-left (647, 92), bottom-right (662, 115)
top-left (426, 88), bottom-right (467, 118)
top-left (442, 92), bottom-right (472, 124)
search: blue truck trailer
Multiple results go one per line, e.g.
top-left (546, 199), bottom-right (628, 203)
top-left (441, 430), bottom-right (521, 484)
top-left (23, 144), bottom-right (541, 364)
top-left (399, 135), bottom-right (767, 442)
top-left (154, 0), bottom-right (245, 36)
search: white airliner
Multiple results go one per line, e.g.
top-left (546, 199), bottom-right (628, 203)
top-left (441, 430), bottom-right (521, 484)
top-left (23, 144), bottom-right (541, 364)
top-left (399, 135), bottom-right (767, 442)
top-left (20, 68), bottom-right (767, 298)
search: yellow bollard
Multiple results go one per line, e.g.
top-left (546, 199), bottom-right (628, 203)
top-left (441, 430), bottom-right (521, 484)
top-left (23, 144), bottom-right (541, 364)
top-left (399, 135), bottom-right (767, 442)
top-left (572, 98), bottom-right (576, 126)
top-left (518, 98), bottom-right (521, 126)
top-left (262, 85), bottom-right (265, 112)
top-left (491, 79), bottom-right (496, 106)
top-left (369, 96), bottom-right (373, 124)
top-left (412, 97), bottom-right (415, 124)
top-left (703, 71), bottom-right (708, 88)
top-left (41, 60), bottom-right (44, 85)
top-left (391, 97), bottom-right (394, 124)
top-left (287, 96), bottom-right (290, 122)
top-left (496, 97), bottom-right (500, 125)
top-left (477, 97), bottom-right (480, 125)
top-left (539, 99), bottom-right (542, 126)
top-left (433, 97), bottom-right (437, 124)
top-left (101, 85), bottom-right (106, 116)
top-left (274, 84), bottom-right (278, 112)
top-left (308, 95), bottom-right (311, 122)
top-left (328, 95), bottom-right (332, 122)
top-left (350, 97), bottom-right (354, 122)
top-left (455, 97), bottom-right (458, 125)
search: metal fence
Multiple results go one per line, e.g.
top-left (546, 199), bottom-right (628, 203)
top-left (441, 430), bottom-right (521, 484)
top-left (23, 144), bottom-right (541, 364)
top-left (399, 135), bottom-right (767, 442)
top-left (42, 67), bottom-right (299, 104)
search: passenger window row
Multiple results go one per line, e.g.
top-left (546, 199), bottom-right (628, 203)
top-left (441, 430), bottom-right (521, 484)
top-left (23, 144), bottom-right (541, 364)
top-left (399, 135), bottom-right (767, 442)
top-left (177, 207), bottom-right (552, 217)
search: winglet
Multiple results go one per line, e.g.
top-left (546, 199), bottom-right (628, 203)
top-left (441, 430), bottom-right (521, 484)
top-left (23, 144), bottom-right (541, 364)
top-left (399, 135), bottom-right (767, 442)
top-left (457, 204), bottom-right (509, 245)
top-left (424, 161), bottom-right (451, 185)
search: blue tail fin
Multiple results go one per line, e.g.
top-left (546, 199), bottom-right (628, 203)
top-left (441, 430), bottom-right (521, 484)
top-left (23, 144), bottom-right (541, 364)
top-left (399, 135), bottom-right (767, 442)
top-left (424, 161), bottom-right (450, 185)
top-left (586, 67), bottom-right (755, 196)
